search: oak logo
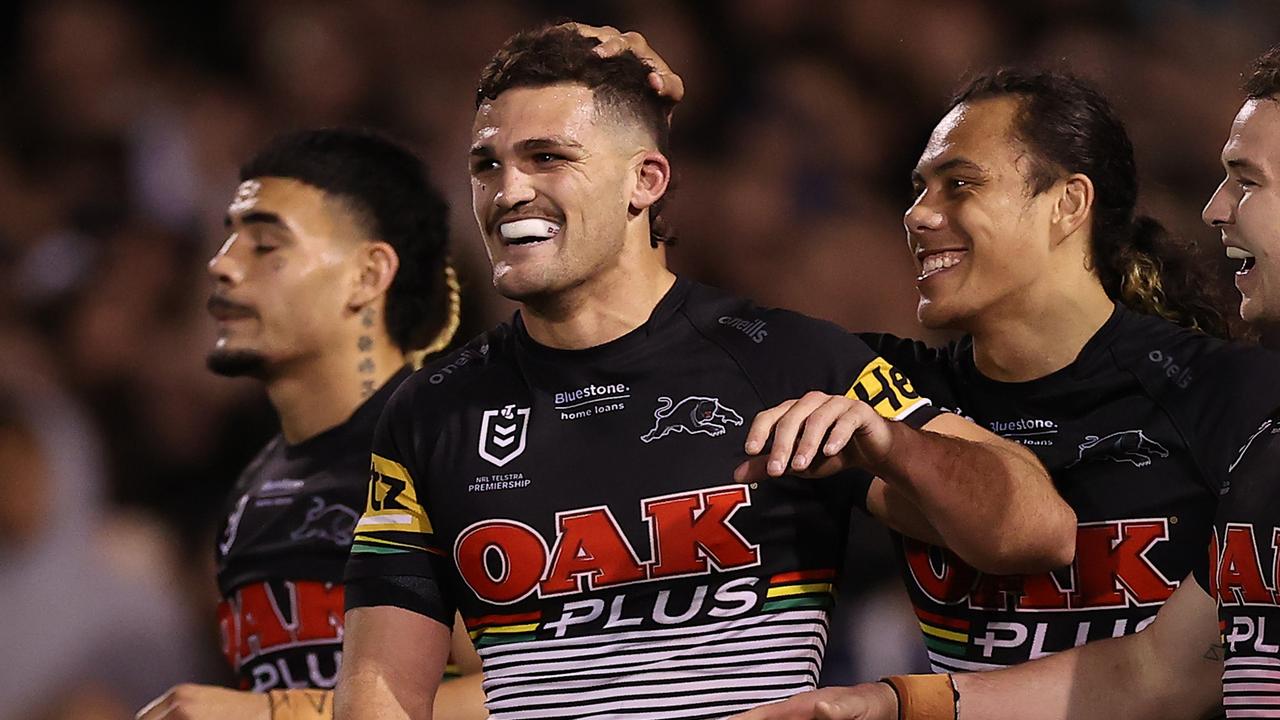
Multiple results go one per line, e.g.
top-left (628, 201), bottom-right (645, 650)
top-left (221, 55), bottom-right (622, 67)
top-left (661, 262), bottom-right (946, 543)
top-left (479, 404), bottom-right (530, 467)
top-left (904, 518), bottom-right (1178, 611)
top-left (1208, 523), bottom-right (1280, 607)
top-left (454, 485), bottom-right (760, 605)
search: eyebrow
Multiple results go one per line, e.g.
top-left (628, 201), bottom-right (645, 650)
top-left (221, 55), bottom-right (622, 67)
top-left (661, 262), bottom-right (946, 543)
top-left (912, 157), bottom-right (985, 185)
top-left (223, 210), bottom-right (288, 230)
top-left (1226, 157), bottom-right (1267, 176)
top-left (469, 136), bottom-right (586, 156)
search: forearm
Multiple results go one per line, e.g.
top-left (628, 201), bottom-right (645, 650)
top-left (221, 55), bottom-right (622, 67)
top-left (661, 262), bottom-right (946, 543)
top-left (954, 629), bottom-right (1215, 720)
top-left (870, 419), bottom-right (1074, 574)
top-left (335, 667), bottom-right (422, 720)
top-left (268, 689), bottom-right (333, 720)
top-left (270, 677), bottom-right (486, 720)
top-left (434, 674), bottom-right (487, 720)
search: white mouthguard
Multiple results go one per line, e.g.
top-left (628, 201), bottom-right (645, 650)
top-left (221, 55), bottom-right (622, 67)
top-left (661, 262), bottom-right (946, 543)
top-left (499, 219), bottom-right (561, 240)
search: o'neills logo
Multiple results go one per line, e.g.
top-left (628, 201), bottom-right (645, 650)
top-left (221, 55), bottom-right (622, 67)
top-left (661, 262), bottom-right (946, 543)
top-left (718, 316), bottom-right (768, 344)
top-left (454, 485), bottom-right (760, 605)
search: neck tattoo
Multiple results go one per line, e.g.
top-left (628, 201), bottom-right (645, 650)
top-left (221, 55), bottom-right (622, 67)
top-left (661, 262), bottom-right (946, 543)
top-left (359, 308), bottom-right (377, 398)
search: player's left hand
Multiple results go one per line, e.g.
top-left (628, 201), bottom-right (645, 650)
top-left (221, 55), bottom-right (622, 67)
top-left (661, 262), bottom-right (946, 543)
top-left (135, 684), bottom-right (269, 720)
top-left (561, 22), bottom-right (685, 103)
top-left (734, 392), bottom-right (895, 482)
top-left (727, 683), bottom-right (898, 719)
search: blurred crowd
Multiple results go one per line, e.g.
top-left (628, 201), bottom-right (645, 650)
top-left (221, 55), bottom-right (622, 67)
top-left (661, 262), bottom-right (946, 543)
top-left (1, 1), bottom-right (1276, 718)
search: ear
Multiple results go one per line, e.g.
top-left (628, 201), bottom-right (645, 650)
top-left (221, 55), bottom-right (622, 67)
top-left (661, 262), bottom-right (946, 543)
top-left (1051, 173), bottom-right (1094, 245)
top-left (347, 241), bottom-right (400, 310)
top-left (628, 150), bottom-right (671, 214)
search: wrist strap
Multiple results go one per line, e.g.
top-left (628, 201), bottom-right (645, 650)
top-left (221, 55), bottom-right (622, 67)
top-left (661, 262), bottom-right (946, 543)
top-left (268, 689), bottom-right (333, 720)
top-left (880, 674), bottom-right (958, 720)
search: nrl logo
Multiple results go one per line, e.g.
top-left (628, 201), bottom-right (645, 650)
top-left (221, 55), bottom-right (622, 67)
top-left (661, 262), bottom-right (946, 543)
top-left (641, 395), bottom-right (744, 443)
top-left (479, 404), bottom-right (531, 467)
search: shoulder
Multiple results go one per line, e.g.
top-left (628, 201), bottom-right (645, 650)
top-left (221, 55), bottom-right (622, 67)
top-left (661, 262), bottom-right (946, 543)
top-left (1109, 311), bottom-right (1277, 395)
top-left (856, 332), bottom-right (959, 377)
top-left (676, 281), bottom-right (894, 402)
top-left (387, 325), bottom-right (520, 420)
top-left (679, 280), bottom-right (856, 349)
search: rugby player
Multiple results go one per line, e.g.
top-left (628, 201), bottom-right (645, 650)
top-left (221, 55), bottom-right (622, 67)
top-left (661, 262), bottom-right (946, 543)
top-left (335, 26), bottom-right (1075, 720)
top-left (598, 22), bottom-right (1280, 680)
top-left (136, 130), bottom-right (485, 720)
top-left (730, 43), bottom-right (1280, 720)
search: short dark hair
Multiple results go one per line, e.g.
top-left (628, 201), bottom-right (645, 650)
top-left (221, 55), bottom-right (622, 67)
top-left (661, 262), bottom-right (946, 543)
top-left (1244, 44), bottom-right (1280, 100)
top-left (239, 128), bottom-right (456, 352)
top-left (950, 69), bottom-right (1229, 338)
top-left (477, 24), bottom-right (676, 246)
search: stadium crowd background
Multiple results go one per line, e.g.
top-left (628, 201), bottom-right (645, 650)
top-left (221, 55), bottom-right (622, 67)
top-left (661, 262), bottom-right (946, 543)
top-left (1, 0), bottom-right (1276, 718)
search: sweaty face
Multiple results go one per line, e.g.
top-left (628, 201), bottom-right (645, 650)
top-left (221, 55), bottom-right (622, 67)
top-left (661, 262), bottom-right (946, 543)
top-left (904, 97), bottom-right (1059, 329)
top-left (207, 177), bottom-right (363, 377)
top-left (1202, 98), bottom-right (1280, 325)
top-left (469, 84), bottom-right (641, 302)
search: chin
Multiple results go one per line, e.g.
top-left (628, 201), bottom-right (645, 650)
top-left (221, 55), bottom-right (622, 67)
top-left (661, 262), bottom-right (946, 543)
top-left (492, 266), bottom-right (569, 304)
top-left (206, 348), bottom-right (269, 378)
top-left (917, 298), bottom-right (963, 331)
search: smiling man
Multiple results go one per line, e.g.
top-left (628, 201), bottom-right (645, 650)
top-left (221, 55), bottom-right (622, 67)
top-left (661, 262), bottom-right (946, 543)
top-left (333, 25), bottom-right (1073, 720)
top-left (732, 44), bottom-right (1280, 720)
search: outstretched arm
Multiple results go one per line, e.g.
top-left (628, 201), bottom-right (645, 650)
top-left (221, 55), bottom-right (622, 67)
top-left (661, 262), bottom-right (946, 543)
top-left (736, 392), bottom-right (1075, 574)
top-left (730, 577), bottom-right (1222, 720)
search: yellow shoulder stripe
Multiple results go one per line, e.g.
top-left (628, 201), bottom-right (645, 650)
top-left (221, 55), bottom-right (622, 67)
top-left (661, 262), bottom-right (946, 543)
top-left (846, 356), bottom-right (929, 421)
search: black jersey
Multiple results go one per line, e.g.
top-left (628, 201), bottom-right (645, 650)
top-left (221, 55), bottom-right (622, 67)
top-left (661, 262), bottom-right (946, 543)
top-left (864, 305), bottom-right (1280, 674)
top-left (215, 368), bottom-right (408, 691)
top-left (1196, 409), bottom-right (1280, 719)
top-left (345, 278), bottom-right (941, 719)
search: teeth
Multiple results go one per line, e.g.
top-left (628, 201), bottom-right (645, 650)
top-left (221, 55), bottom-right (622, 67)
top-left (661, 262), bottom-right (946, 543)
top-left (499, 219), bottom-right (560, 241)
top-left (920, 251), bottom-right (965, 278)
top-left (1226, 246), bottom-right (1255, 260)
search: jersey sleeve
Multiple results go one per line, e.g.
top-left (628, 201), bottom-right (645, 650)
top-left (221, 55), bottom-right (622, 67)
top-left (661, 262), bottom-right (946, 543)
top-left (857, 332), bottom-right (961, 414)
top-left (705, 307), bottom-right (943, 429)
top-left (1161, 342), bottom-right (1280, 493)
top-left (344, 380), bottom-right (457, 627)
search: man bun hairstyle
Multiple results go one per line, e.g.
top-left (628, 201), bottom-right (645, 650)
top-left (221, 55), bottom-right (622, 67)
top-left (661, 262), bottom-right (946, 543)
top-left (239, 128), bottom-right (460, 355)
top-left (1244, 44), bottom-right (1280, 100)
top-left (951, 69), bottom-right (1229, 338)
top-left (477, 24), bottom-right (677, 247)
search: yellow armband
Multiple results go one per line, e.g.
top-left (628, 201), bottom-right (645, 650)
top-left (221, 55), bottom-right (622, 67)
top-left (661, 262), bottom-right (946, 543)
top-left (268, 689), bottom-right (333, 720)
top-left (881, 674), bottom-right (958, 720)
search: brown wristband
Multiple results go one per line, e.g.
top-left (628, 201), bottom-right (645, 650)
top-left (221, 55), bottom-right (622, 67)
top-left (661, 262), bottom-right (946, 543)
top-left (267, 689), bottom-right (333, 720)
top-left (880, 674), bottom-right (958, 720)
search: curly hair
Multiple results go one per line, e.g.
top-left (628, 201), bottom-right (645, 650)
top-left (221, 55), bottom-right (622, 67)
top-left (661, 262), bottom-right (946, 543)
top-left (1244, 44), bottom-right (1280, 100)
top-left (240, 128), bottom-right (459, 354)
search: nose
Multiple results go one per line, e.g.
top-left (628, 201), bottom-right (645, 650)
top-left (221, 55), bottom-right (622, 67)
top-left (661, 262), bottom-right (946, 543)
top-left (494, 166), bottom-right (536, 211)
top-left (904, 191), bottom-right (945, 234)
top-left (1201, 177), bottom-right (1235, 228)
top-left (207, 234), bottom-right (244, 285)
